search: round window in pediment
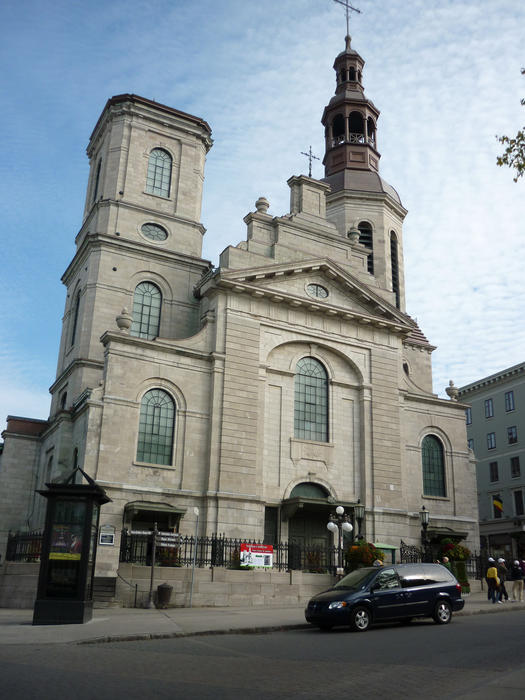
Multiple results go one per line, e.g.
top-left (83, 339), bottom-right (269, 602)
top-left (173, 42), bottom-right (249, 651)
top-left (141, 223), bottom-right (168, 242)
top-left (306, 283), bottom-right (329, 299)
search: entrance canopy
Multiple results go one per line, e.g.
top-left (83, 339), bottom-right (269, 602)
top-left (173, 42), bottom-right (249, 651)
top-left (282, 483), bottom-right (356, 521)
top-left (124, 501), bottom-right (186, 529)
top-left (428, 526), bottom-right (468, 541)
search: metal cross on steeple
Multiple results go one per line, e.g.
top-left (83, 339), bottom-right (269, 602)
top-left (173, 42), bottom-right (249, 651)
top-left (333, 0), bottom-right (361, 37)
top-left (300, 146), bottom-right (320, 178)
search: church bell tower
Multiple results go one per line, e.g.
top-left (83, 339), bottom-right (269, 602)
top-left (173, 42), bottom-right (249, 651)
top-left (322, 31), bottom-right (408, 312)
top-left (322, 34), bottom-right (380, 176)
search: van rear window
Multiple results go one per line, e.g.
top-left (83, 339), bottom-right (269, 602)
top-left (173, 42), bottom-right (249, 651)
top-left (399, 564), bottom-right (454, 587)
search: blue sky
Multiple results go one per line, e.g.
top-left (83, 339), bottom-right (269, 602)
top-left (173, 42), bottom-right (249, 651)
top-left (1, 0), bottom-right (524, 433)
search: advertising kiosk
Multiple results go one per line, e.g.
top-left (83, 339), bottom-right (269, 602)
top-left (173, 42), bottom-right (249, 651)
top-left (33, 468), bottom-right (111, 625)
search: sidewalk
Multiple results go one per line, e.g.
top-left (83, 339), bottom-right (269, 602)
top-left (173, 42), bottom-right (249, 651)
top-left (1, 590), bottom-right (524, 646)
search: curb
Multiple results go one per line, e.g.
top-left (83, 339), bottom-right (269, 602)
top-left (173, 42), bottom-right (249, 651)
top-left (77, 603), bottom-right (525, 645)
top-left (78, 623), bottom-right (311, 645)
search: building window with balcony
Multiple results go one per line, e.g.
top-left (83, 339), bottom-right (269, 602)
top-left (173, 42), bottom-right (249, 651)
top-left (508, 426), bottom-right (518, 444)
top-left (511, 456), bottom-right (521, 478)
top-left (487, 432), bottom-right (496, 450)
top-left (485, 398), bottom-right (494, 418)
top-left (465, 407), bottom-right (472, 425)
top-left (514, 490), bottom-right (524, 517)
top-left (505, 390), bottom-right (515, 412)
top-left (489, 461), bottom-right (499, 482)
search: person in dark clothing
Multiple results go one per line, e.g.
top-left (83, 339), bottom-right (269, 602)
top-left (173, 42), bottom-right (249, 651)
top-left (509, 560), bottom-right (524, 602)
top-left (497, 558), bottom-right (509, 602)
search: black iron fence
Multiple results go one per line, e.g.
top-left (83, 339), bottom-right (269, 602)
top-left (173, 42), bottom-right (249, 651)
top-left (4, 529), bottom-right (484, 579)
top-left (119, 530), bottom-right (339, 573)
top-left (5, 530), bottom-right (43, 562)
top-left (399, 539), bottom-right (424, 563)
top-left (399, 540), bottom-right (483, 580)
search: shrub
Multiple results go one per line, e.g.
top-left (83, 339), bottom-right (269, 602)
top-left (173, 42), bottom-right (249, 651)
top-left (345, 541), bottom-right (385, 569)
top-left (441, 538), bottom-right (471, 561)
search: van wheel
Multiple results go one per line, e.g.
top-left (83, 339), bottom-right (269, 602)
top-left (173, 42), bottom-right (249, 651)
top-left (350, 606), bottom-right (370, 632)
top-left (433, 600), bottom-right (452, 625)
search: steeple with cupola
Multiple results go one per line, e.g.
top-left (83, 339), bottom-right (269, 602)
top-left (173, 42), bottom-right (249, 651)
top-left (322, 30), bottom-right (408, 312)
top-left (322, 34), bottom-right (380, 177)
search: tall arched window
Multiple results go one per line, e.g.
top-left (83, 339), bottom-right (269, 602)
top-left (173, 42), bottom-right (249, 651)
top-left (92, 159), bottom-right (102, 203)
top-left (390, 231), bottom-right (400, 308)
top-left (146, 148), bottom-right (172, 197)
top-left (422, 435), bottom-right (446, 497)
top-left (137, 389), bottom-right (175, 465)
top-left (358, 221), bottom-right (374, 275)
top-left (131, 282), bottom-right (162, 339)
top-left (70, 290), bottom-right (81, 347)
top-left (294, 357), bottom-right (328, 442)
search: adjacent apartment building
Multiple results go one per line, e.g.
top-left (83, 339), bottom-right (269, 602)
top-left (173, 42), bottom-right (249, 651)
top-left (459, 362), bottom-right (525, 559)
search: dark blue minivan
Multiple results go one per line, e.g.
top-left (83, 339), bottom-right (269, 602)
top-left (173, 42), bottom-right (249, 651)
top-left (305, 563), bottom-right (464, 632)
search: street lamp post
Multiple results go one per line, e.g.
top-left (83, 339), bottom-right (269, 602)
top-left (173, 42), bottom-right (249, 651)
top-left (327, 506), bottom-right (353, 576)
top-left (354, 499), bottom-right (365, 539)
top-left (419, 505), bottom-right (431, 563)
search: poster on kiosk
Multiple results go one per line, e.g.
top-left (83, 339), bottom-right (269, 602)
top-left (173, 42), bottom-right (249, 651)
top-left (240, 543), bottom-right (273, 568)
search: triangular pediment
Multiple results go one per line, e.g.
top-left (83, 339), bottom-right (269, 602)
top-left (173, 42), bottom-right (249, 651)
top-left (199, 257), bottom-right (416, 334)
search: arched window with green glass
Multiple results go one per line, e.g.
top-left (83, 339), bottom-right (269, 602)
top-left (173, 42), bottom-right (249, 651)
top-left (136, 389), bottom-right (175, 465)
top-left (422, 434), bottom-right (446, 497)
top-left (294, 357), bottom-right (328, 442)
top-left (146, 148), bottom-right (172, 197)
top-left (131, 281), bottom-right (161, 339)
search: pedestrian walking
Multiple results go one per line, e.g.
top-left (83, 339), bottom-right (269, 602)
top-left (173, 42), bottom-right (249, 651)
top-left (486, 559), bottom-right (500, 604)
top-left (486, 557), bottom-right (496, 600)
top-left (509, 560), bottom-right (524, 602)
top-left (497, 558), bottom-right (509, 602)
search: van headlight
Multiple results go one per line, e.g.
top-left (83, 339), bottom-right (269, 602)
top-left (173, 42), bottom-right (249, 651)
top-left (328, 601), bottom-right (348, 609)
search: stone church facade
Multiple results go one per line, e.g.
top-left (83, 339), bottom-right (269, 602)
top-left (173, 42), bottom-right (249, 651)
top-left (0, 36), bottom-right (479, 577)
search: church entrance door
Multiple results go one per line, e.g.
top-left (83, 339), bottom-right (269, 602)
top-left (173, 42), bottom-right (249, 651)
top-left (289, 511), bottom-right (330, 549)
top-left (288, 510), bottom-right (331, 570)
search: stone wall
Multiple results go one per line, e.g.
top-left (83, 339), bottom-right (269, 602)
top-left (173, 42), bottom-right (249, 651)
top-left (116, 565), bottom-right (333, 608)
top-left (0, 562), bottom-right (332, 609)
top-left (0, 562), bottom-right (481, 609)
top-left (0, 562), bottom-right (39, 609)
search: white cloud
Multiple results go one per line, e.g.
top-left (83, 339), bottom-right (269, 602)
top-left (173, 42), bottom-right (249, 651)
top-left (0, 0), bottom-right (523, 426)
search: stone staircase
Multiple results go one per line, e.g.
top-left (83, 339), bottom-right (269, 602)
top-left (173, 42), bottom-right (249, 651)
top-left (93, 576), bottom-right (120, 608)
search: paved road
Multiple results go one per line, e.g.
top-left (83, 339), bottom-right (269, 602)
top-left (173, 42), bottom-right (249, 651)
top-left (2, 612), bottom-right (525, 699)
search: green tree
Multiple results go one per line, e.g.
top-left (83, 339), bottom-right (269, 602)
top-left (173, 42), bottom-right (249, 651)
top-left (496, 68), bottom-right (525, 182)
